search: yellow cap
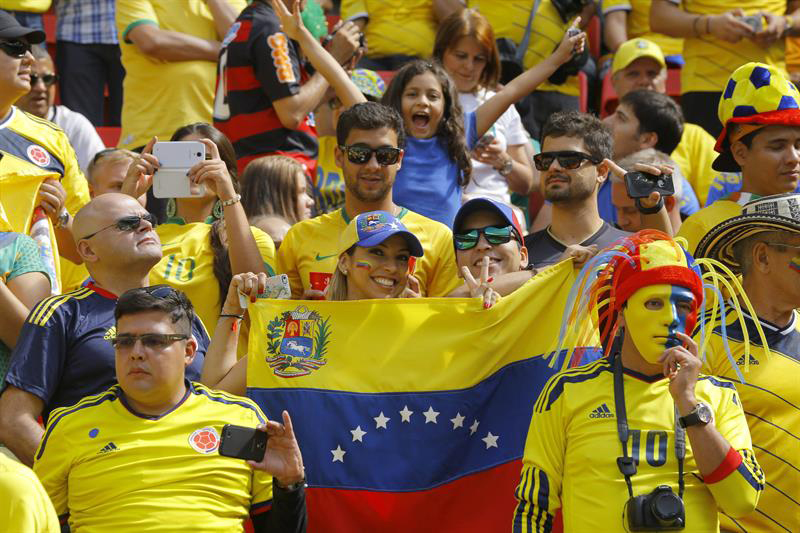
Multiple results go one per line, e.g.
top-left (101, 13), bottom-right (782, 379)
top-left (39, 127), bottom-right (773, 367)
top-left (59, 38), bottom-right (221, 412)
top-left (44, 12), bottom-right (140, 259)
top-left (611, 38), bottom-right (666, 75)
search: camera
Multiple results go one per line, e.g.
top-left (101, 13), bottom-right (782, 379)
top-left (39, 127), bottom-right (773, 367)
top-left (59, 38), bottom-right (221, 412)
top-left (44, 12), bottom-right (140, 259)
top-left (625, 485), bottom-right (685, 531)
top-left (551, 0), bottom-right (592, 23)
top-left (624, 171), bottom-right (675, 199)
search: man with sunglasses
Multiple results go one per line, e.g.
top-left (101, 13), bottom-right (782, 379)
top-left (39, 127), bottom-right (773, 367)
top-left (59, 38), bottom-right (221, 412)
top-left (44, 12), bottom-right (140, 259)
top-left (0, 10), bottom-right (91, 288)
top-left (524, 111), bottom-right (630, 267)
top-left (0, 194), bottom-right (209, 466)
top-left (277, 102), bottom-right (461, 298)
top-left (33, 286), bottom-right (307, 532)
top-left (15, 44), bottom-right (104, 174)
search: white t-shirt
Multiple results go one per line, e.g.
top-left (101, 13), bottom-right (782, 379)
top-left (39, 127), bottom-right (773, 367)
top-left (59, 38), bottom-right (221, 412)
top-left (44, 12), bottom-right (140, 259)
top-left (459, 88), bottom-right (529, 204)
top-left (48, 105), bottom-right (105, 174)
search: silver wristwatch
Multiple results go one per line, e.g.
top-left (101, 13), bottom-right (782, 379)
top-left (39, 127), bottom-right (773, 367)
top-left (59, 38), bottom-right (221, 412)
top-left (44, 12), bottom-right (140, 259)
top-left (498, 157), bottom-right (513, 177)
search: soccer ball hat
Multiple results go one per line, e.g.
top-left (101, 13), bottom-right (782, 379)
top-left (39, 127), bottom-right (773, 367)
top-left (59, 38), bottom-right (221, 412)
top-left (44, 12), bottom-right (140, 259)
top-left (713, 62), bottom-right (800, 171)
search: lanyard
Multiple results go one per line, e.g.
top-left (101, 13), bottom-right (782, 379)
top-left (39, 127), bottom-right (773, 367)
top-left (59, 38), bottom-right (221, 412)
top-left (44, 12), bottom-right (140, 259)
top-left (613, 354), bottom-right (686, 499)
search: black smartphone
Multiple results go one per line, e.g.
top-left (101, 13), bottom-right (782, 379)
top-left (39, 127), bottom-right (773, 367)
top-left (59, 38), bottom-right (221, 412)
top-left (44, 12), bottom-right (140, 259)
top-left (219, 424), bottom-right (268, 461)
top-left (624, 171), bottom-right (675, 199)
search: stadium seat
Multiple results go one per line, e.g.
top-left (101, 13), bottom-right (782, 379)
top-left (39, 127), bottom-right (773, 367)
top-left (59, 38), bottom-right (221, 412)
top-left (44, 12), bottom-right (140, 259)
top-left (96, 127), bottom-right (121, 148)
top-left (376, 70), bottom-right (396, 88)
top-left (599, 68), bottom-right (682, 117)
top-left (586, 16), bottom-right (601, 60)
top-left (326, 15), bottom-right (340, 33)
top-left (578, 71), bottom-right (588, 113)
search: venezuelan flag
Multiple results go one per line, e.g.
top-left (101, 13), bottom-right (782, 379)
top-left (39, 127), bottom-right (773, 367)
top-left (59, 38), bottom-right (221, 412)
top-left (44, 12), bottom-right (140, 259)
top-left (247, 260), bottom-right (600, 531)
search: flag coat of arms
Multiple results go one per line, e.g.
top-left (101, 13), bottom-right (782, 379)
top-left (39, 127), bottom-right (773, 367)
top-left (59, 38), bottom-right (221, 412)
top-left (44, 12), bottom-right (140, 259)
top-left (247, 261), bottom-right (598, 531)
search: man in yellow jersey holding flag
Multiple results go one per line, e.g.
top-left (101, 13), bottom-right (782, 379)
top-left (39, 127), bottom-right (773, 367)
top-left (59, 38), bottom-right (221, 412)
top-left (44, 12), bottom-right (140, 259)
top-left (514, 232), bottom-right (763, 532)
top-left (695, 193), bottom-right (800, 532)
top-left (0, 10), bottom-right (90, 292)
top-left (277, 101), bottom-right (460, 299)
top-left (678, 62), bottom-right (800, 253)
top-left (34, 286), bottom-right (307, 532)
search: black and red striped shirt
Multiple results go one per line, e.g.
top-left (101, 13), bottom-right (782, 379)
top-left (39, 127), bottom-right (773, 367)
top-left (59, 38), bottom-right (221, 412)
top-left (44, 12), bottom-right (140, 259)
top-left (213, 1), bottom-right (317, 175)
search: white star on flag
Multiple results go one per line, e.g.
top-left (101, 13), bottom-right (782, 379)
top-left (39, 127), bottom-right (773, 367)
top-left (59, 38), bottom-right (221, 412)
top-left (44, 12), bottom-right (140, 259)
top-left (450, 412), bottom-right (465, 429)
top-left (482, 432), bottom-right (499, 449)
top-left (350, 426), bottom-right (367, 442)
top-left (423, 406), bottom-right (440, 424)
top-left (374, 412), bottom-right (390, 429)
top-left (399, 405), bottom-right (413, 422)
top-left (331, 445), bottom-right (346, 462)
top-left (470, 419), bottom-right (480, 435)
top-left (388, 221), bottom-right (400, 230)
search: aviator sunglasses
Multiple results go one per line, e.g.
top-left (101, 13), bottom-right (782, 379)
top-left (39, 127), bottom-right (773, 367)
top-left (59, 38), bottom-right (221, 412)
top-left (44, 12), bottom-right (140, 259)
top-left (454, 225), bottom-right (516, 250)
top-left (81, 213), bottom-right (158, 240)
top-left (30, 72), bottom-right (59, 87)
top-left (0, 39), bottom-right (32, 59)
top-left (110, 333), bottom-right (189, 350)
top-left (533, 150), bottom-right (601, 171)
top-left (339, 144), bottom-right (403, 166)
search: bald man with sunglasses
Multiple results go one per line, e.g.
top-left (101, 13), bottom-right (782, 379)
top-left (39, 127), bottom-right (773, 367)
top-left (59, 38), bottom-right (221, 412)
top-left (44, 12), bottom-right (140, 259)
top-left (524, 111), bottom-right (631, 267)
top-left (0, 194), bottom-right (209, 465)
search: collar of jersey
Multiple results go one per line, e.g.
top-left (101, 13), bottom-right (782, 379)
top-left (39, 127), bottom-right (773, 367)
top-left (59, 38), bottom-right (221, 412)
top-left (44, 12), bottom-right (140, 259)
top-left (730, 299), bottom-right (797, 336)
top-left (119, 380), bottom-right (192, 420)
top-left (86, 280), bottom-right (118, 300)
top-left (164, 214), bottom-right (217, 225)
top-left (340, 206), bottom-right (408, 224)
top-left (0, 107), bottom-right (16, 130)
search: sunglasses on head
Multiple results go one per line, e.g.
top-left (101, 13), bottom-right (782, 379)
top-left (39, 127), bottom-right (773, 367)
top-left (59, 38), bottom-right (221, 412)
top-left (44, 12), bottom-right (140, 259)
top-left (533, 150), bottom-right (600, 171)
top-left (81, 213), bottom-right (157, 240)
top-left (0, 39), bottom-right (31, 59)
top-left (110, 333), bottom-right (189, 350)
top-left (30, 72), bottom-right (58, 87)
top-left (339, 144), bottom-right (402, 166)
top-left (454, 225), bottom-right (516, 250)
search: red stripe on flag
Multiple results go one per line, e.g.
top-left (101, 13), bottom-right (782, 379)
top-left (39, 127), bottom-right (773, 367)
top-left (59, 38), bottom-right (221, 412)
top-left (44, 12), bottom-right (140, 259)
top-left (305, 460), bottom-right (522, 532)
top-left (226, 66), bottom-right (262, 92)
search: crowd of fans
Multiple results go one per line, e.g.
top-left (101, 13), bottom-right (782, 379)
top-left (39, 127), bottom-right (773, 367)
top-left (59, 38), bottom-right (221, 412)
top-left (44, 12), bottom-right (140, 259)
top-left (0, 0), bottom-right (799, 531)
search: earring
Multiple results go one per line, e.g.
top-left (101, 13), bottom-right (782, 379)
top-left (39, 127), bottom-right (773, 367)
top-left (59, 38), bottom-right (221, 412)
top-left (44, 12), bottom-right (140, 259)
top-left (212, 199), bottom-right (224, 221)
top-left (166, 197), bottom-right (176, 218)
top-left (340, 267), bottom-right (348, 275)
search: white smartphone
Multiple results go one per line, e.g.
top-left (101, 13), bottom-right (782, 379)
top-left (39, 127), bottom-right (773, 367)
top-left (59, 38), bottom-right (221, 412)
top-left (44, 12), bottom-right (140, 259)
top-left (152, 141), bottom-right (206, 198)
top-left (238, 274), bottom-right (292, 308)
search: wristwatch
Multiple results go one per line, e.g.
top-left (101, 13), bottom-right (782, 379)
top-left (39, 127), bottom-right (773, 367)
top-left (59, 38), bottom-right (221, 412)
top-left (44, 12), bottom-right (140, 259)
top-left (497, 157), bottom-right (513, 177)
top-left (275, 477), bottom-right (306, 492)
top-left (678, 402), bottom-right (714, 428)
top-left (55, 208), bottom-right (70, 229)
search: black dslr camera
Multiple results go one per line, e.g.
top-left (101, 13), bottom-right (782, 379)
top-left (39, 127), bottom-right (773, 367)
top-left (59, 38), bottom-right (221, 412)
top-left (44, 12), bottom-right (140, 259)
top-left (625, 485), bottom-right (685, 531)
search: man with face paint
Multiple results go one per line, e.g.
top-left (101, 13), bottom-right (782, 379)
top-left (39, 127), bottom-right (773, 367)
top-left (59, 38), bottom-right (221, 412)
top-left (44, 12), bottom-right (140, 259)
top-left (514, 232), bottom-right (763, 532)
top-left (695, 193), bottom-right (800, 532)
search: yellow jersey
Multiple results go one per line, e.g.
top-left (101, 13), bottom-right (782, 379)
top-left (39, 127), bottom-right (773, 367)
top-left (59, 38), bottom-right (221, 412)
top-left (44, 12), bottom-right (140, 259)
top-left (670, 122), bottom-right (720, 206)
top-left (0, 453), bottom-right (60, 533)
top-left (3, 1), bottom-right (51, 11)
top-left (668, 0), bottom-right (787, 93)
top-left (34, 382), bottom-right (273, 532)
top-left (603, 0), bottom-right (684, 56)
top-left (699, 307), bottom-right (800, 532)
top-left (468, 0), bottom-right (580, 96)
top-left (116, 0), bottom-right (248, 149)
top-left (341, 0), bottom-right (437, 59)
top-left (313, 135), bottom-right (345, 214)
top-left (514, 356), bottom-right (764, 532)
top-left (676, 193), bottom-right (753, 254)
top-left (277, 207), bottom-right (461, 298)
top-left (0, 107), bottom-right (91, 287)
top-left (150, 221), bottom-right (277, 332)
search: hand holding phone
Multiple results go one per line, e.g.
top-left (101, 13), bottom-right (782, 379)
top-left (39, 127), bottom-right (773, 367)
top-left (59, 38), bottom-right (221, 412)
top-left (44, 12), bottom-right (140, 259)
top-left (152, 141), bottom-right (206, 198)
top-left (238, 274), bottom-right (291, 308)
top-left (624, 171), bottom-right (675, 199)
top-left (219, 424), bottom-right (268, 461)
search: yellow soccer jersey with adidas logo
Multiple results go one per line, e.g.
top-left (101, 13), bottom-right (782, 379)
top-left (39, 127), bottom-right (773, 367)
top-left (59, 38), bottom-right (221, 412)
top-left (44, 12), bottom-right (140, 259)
top-left (277, 207), bottom-right (461, 298)
top-left (0, 107), bottom-right (90, 287)
top-left (699, 307), bottom-right (800, 532)
top-left (33, 382), bottom-right (273, 532)
top-left (514, 356), bottom-right (764, 532)
top-left (150, 221), bottom-right (277, 332)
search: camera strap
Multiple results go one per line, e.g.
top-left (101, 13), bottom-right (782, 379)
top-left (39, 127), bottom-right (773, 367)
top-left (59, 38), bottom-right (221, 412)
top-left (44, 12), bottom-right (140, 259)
top-left (613, 354), bottom-right (686, 499)
top-left (515, 0), bottom-right (542, 64)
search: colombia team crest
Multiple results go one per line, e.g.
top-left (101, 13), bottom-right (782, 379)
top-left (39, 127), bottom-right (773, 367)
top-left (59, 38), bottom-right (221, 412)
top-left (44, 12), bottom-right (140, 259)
top-left (188, 427), bottom-right (220, 454)
top-left (265, 306), bottom-right (330, 377)
top-left (26, 144), bottom-right (51, 167)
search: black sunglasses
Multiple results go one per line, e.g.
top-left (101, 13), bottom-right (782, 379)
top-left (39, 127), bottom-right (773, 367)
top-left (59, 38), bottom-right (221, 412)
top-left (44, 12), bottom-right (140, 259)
top-left (454, 225), bottom-right (516, 250)
top-left (110, 333), bottom-right (189, 350)
top-left (81, 213), bottom-right (157, 240)
top-left (30, 72), bottom-right (58, 87)
top-left (0, 39), bottom-right (31, 59)
top-left (533, 150), bottom-right (601, 171)
top-left (339, 144), bottom-right (402, 166)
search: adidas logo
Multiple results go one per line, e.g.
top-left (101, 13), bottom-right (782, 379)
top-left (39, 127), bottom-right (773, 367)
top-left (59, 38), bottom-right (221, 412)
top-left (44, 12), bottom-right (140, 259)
top-left (736, 354), bottom-right (760, 366)
top-left (97, 442), bottom-right (119, 454)
top-left (589, 403), bottom-right (614, 419)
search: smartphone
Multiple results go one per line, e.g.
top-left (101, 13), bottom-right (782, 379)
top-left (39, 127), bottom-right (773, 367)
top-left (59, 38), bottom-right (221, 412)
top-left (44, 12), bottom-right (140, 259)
top-left (238, 274), bottom-right (292, 308)
top-left (475, 133), bottom-right (495, 150)
top-left (219, 424), bottom-right (268, 461)
top-left (740, 14), bottom-right (763, 33)
top-left (152, 141), bottom-right (206, 198)
top-left (624, 171), bottom-right (675, 199)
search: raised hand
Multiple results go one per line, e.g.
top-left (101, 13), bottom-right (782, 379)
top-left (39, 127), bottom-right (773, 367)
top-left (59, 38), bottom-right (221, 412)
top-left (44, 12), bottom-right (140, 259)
top-left (187, 138), bottom-right (236, 201)
top-left (659, 331), bottom-right (702, 406)
top-left (37, 178), bottom-right (66, 220)
top-left (222, 272), bottom-right (268, 315)
top-left (553, 18), bottom-right (586, 65)
top-left (121, 136), bottom-right (159, 199)
top-left (247, 410), bottom-right (306, 488)
top-left (271, 0), bottom-right (305, 42)
top-left (461, 256), bottom-right (501, 309)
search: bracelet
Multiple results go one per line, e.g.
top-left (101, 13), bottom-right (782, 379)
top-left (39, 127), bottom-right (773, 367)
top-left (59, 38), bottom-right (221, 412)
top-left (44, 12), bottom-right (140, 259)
top-left (635, 196), bottom-right (664, 215)
top-left (219, 193), bottom-right (241, 207)
top-left (692, 15), bottom-right (702, 37)
top-left (219, 313), bottom-right (244, 320)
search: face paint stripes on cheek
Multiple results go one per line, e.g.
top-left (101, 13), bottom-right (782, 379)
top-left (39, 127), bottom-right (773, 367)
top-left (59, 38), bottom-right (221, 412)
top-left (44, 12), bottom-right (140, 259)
top-left (791, 256), bottom-right (800, 273)
top-left (355, 260), bottom-right (372, 270)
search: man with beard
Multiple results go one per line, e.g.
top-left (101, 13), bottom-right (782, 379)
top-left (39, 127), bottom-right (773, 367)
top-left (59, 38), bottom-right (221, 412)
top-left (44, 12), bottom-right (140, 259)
top-left (277, 102), bottom-right (461, 298)
top-left (524, 111), bottom-right (631, 267)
